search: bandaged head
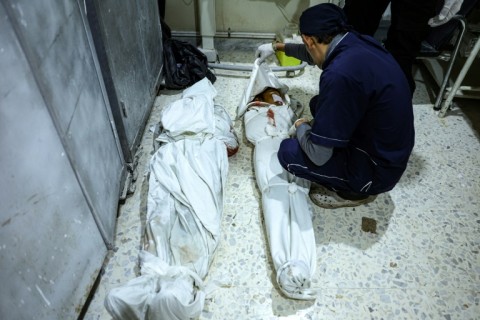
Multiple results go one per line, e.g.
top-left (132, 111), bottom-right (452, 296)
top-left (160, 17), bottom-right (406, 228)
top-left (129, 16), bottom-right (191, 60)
top-left (299, 3), bottom-right (350, 38)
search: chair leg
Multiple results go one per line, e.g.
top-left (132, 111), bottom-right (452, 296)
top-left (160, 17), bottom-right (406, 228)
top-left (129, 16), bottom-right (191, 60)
top-left (433, 16), bottom-right (467, 111)
top-left (439, 33), bottom-right (480, 117)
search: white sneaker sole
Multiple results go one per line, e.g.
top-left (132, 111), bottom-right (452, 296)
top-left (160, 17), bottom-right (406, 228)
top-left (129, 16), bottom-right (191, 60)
top-left (309, 185), bottom-right (376, 209)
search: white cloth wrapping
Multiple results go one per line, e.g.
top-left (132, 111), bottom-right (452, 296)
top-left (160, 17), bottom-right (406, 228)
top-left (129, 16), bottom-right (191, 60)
top-left (237, 59), bottom-right (289, 119)
top-left (105, 251), bottom-right (206, 320)
top-left (239, 60), bottom-right (317, 300)
top-left (105, 78), bottom-right (238, 319)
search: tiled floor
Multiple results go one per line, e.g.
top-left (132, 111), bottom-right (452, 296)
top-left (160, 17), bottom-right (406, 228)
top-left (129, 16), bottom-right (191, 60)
top-left (83, 39), bottom-right (480, 319)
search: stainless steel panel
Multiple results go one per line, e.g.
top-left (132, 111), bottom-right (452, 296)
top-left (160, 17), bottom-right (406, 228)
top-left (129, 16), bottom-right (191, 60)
top-left (92, 0), bottom-right (163, 157)
top-left (5, 0), bottom-right (77, 134)
top-left (0, 4), bottom-right (107, 318)
top-left (137, 0), bottom-right (164, 97)
top-left (3, 0), bottom-right (125, 243)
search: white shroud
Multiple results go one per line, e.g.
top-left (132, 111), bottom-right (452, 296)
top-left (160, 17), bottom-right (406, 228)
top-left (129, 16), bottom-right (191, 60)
top-left (239, 60), bottom-right (317, 300)
top-left (105, 78), bottom-right (238, 319)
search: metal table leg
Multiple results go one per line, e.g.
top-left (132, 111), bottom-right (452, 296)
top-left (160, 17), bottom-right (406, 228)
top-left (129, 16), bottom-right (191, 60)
top-left (439, 33), bottom-right (480, 117)
top-left (434, 16), bottom-right (466, 111)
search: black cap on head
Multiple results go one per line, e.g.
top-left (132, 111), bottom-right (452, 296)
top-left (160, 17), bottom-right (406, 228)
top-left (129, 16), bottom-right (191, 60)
top-left (299, 3), bottom-right (349, 36)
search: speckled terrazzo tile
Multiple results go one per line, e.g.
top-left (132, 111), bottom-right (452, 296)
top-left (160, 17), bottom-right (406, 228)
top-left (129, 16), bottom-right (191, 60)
top-left (200, 286), bottom-right (316, 320)
top-left (307, 288), bottom-right (478, 319)
top-left (393, 162), bottom-right (479, 210)
top-left (388, 104), bottom-right (480, 211)
top-left (413, 104), bottom-right (480, 153)
top-left (200, 286), bottom-right (479, 319)
top-left (310, 205), bottom-right (479, 288)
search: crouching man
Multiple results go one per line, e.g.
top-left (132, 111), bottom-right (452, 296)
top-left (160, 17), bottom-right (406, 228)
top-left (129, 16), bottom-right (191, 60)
top-left (256, 3), bottom-right (414, 208)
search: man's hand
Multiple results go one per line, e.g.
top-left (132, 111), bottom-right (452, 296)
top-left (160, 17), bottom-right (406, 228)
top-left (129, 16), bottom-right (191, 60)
top-left (428, 0), bottom-right (463, 27)
top-left (255, 43), bottom-right (275, 62)
top-left (294, 118), bottom-right (310, 128)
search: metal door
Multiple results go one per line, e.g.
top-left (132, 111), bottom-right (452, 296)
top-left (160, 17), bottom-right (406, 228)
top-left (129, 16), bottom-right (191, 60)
top-left (86, 0), bottom-right (164, 165)
top-left (0, 0), bottom-right (125, 318)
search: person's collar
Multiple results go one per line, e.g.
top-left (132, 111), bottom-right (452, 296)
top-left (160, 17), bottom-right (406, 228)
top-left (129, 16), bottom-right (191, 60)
top-left (325, 32), bottom-right (348, 60)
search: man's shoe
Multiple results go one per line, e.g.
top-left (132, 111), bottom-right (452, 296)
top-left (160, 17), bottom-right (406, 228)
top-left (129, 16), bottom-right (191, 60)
top-left (309, 184), bottom-right (376, 209)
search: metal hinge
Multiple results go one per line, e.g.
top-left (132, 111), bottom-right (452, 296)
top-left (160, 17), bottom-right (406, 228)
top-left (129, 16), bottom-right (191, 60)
top-left (119, 153), bottom-right (139, 201)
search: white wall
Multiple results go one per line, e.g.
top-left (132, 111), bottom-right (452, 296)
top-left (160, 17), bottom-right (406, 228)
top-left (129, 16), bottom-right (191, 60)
top-left (165, 0), bottom-right (338, 35)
